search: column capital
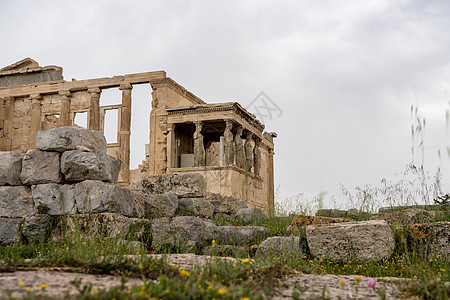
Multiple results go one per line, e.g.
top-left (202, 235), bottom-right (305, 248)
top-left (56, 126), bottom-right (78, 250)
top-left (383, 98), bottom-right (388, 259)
top-left (59, 90), bottom-right (72, 99)
top-left (87, 87), bottom-right (101, 94)
top-left (29, 93), bottom-right (42, 102)
top-left (119, 83), bottom-right (133, 90)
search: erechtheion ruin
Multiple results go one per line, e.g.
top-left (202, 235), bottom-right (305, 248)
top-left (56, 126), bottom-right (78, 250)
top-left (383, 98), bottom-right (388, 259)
top-left (0, 58), bottom-right (276, 210)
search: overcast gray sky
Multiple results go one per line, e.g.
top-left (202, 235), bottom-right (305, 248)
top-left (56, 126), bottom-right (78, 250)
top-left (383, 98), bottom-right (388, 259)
top-left (2, 0), bottom-right (450, 209)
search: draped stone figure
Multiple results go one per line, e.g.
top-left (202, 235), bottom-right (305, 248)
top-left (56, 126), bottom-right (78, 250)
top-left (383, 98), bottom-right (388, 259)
top-left (253, 138), bottom-right (261, 176)
top-left (234, 126), bottom-right (245, 169)
top-left (244, 132), bottom-right (254, 172)
top-left (223, 120), bottom-right (234, 165)
top-left (193, 121), bottom-right (205, 166)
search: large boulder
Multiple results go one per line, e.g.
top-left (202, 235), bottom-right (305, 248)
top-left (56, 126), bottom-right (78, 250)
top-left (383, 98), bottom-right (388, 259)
top-left (0, 186), bottom-right (35, 217)
top-left (21, 150), bottom-right (62, 185)
top-left (31, 184), bottom-right (76, 215)
top-left (256, 236), bottom-right (303, 258)
top-left (144, 193), bottom-right (179, 218)
top-left (0, 217), bottom-right (23, 245)
top-left (306, 220), bottom-right (395, 263)
top-left (216, 226), bottom-right (270, 246)
top-left (21, 214), bottom-right (52, 242)
top-left (136, 173), bottom-right (206, 198)
top-left (151, 216), bottom-right (218, 252)
top-left (176, 198), bottom-right (214, 218)
top-left (36, 126), bottom-right (107, 153)
top-left (286, 215), bottom-right (351, 235)
top-left (61, 150), bottom-right (121, 184)
top-left (407, 222), bottom-right (450, 257)
top-left (74, 180), bottom-right (136, 217)
top-left (0, 152), bottom-right (24, 186)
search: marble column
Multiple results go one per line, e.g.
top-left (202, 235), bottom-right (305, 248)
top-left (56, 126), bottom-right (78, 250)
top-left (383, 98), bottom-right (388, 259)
top-left (234, 125), bottom-right (245, 169)
top-left (119, 83), bottom-right (133, 184)
top-left (193, 121), bottom-right (205, 166)
top-left (223, 119), bottom-right (234, 165)
top-left (29, 93), bottom-right (42, 149)
top-left (88, 87), bottom-right (101, 131)
top-left (244, 131), bottom-right (254, 172)
top-left (2, 96), bottom-right (13, 150)
top-left (59, 90), bottom-right (72, 126)
top-left (253, 138), bottom-right (261, 176)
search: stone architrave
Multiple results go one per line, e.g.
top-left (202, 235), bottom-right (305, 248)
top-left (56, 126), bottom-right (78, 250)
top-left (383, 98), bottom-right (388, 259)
top-left (244, 131), bottom-right (254, 172)
top-left (31, 184), bottom-right (76, 215)
top-left (253, 139), bottom-right (261, 176)
top-left (193, 121), bottom-right (205, 166)
top-left (36, 126), bottom-right (107, 153)
top-left (60, 150), bottom-right (121, 184)
top-left (0, 152), bottom-right (24, 185)
top-left (234, 126), bottom-right (245, 169)
top-left (0, 186), bottom-right (35, 217)
top-left (21, 150), bottom-right (62, 185)
top-left (306, 220), bottom-right (395, 263)
top-left (223, 120), bottom-right (234, 165)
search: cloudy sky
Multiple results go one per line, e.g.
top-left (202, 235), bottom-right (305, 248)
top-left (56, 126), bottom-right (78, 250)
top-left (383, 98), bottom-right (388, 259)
top-left (2, 0), bottom-right (450, 208)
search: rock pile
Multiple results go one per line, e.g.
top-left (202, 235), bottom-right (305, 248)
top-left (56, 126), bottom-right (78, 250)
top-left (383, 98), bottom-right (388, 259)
top-left (0, 127), bottom-right (268, 251)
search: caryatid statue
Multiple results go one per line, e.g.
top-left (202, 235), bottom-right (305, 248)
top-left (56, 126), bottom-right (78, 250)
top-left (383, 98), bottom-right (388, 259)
top-left (234, 125), bottom-right (245, 169)
top-left (193, 121), bottom-right (205, 166)
top-left (244, 131), bottom-right (254, 172)
top-left (223, 120), bottom-right (234, 165)
top-left (253, 138), bottom-right (261, 176)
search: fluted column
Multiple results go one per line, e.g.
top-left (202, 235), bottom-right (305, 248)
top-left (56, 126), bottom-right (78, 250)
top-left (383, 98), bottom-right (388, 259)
top-left (2, 97), bottom-right (13, 150)
top-left (29, 93), bottom-right (42, 149)
top-left (88, 87), bottom-right (101, 131)
top-left (59, 90), bottom-right (72, 126)
top-left (119, 83), bottom-right (133, 184)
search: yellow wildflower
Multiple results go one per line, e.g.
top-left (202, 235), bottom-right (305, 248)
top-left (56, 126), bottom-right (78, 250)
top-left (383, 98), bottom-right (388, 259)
top-left (18, 282), bottom-right (25, 287)
top-left (179, 269), bottom-right (191, 277)
top-left (340, 279), bottom-right (344, 287)
top-left (26, 287), bottom-right (32, 292)
top-left (241, 259), bottom-right (250, 263)
top-left (218, 288), bottom-right (227, 295)
top-left (241, 297), bottom-right (250, 300)
top-left (39, 284), bottom-right (48, 290)
top-left (354, 275), bottom-right (361, 283)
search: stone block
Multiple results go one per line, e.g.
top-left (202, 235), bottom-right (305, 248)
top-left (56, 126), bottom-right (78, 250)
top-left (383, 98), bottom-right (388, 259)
top-left (408, 222), bottom-right (450, 258)
top-left (31, 184), bottom-right (75, 215)
top-left (256, 236), bottom-right (303, 257)
top-left (144, 193), bottom-right (179, 218)
top-left (22, 214), bottom-right (52, 242)
top-left (74, 180), bottom-right (133, 217)
top-left (0, 152), bottom-right (24, 186)
top-left (136, 173), bottom-right (206, 198)
top-left (21, 150), bottom-right (62, 185)
top-left (36, 126), bottom-right (107, 153)
top-left (0, 186), bottom-right (35, 217)
top-left (371, 209), bottom-right (433, 228)
top-left (306, 220), bottom-right (395, 263)
top-left (0, 218), bottom-right (23, 245)
top-left (176, 198), bottom-right (214, 218)
top-left (236, 207), bottom-right (266, 224)
top-left (286, 215), bottom-right (351, 235)
top-left (216, 226), bottom-right (270, 246)
top-left (315, 209), bottom-right (347, 218)
top-left (151, 216), bottom-right (218, 252)
top-left (61, 150), bottom-right (121, 184)
top-left (208, 193), bottom-right (241, 215)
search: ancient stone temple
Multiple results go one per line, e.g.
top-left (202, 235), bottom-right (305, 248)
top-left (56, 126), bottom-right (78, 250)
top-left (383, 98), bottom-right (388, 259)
top-left (0, 58), bottom-right (276, 210)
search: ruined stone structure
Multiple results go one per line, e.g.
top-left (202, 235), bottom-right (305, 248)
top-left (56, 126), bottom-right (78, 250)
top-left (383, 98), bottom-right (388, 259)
top-left (0, 58), bottom-right (276, 210)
